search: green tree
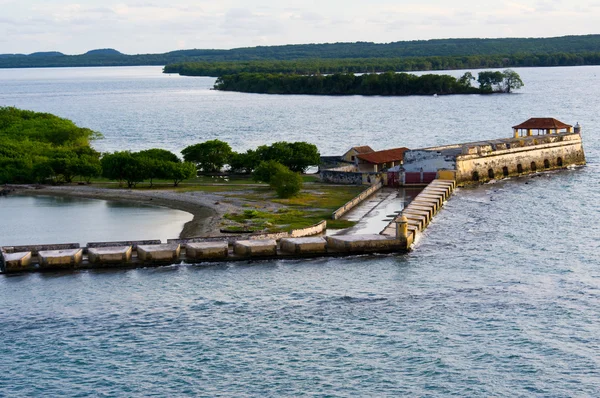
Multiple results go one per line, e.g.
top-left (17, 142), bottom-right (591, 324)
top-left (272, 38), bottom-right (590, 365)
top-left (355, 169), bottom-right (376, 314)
top-left (181, 139), bottom-right (232, 173)
top-left (501, 69), bottom-right (524, 93)
top-left (252, 160), bottom-right (288, 183)
top-left (101, 151), bottom-right (146, 188)
top-left (72, 155), bottom-right (102, 183)
top-left (269, 169), bottom-right (303, 198)
top-left (137, 148), bottom-right (180, 163)
top-left (477, 71), bottom-right (504, 92)
top-left (458, 71), bottom-right (475, 88)
top-left (164, 162), bottom-right (197, 186)
top-left (229, 149), bottom-right (260, 174)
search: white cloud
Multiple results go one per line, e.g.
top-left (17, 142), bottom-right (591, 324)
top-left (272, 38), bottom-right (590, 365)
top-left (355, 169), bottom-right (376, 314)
top-left (0, 0), bottom-right (599, 54)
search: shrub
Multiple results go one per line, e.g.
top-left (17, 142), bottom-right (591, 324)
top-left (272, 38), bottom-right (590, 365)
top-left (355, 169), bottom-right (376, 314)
top-left (270, 169), bottom-right (303, 198)
top-left (252, 160), bottom-right (288, 183)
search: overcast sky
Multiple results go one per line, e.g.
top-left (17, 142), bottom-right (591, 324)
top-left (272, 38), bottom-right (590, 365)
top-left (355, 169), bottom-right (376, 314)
top-left (1, 0), bottom-right (599, 54)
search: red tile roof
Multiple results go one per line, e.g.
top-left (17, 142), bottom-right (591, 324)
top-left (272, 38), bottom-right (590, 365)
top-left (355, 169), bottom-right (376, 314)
top-left (512, 118), bottom-right (572, 130)
top-left (351, 145), bottom-right (374, 154)
top-left (356, 147), bottom-right (409, 164)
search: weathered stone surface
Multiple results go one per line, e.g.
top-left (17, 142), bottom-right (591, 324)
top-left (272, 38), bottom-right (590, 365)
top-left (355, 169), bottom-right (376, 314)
top-left (401, 212), bottom-right (428, 229)
top-left (418, 193), bottom-right (444, 205)
top-left (422, 187), bottom-right (450, 199)
top-left (88, 246), bottom-right (132, 264)
top-left (402, 208), bottom-right (431, 222)
top-left (2, 251), bottom-right (32, 272)
top-left (186, 241), bottom-right (228, 260)
top-left (38, 248), bottom-right (83, 269)
top-left (87, 240), bottom-right (160, 249)
top-left (233, 239), bottom-right (277, 257)
top-left (6, 243), bottom-right (79, 255)
top-left (326, 234), bottom-right (406, 252)
top-left (137, 244), bottom-right (181, 262)
top-left (280, 237), bottom-right (327, 254)
top-left (405, 204), bottom-right (435, 218)
top-left (411, 198), bottom-right (439, 211)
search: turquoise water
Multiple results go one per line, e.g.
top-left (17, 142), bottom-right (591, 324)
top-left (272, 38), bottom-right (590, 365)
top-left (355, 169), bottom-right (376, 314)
top-left (1, 66), bottom-right (599, 396)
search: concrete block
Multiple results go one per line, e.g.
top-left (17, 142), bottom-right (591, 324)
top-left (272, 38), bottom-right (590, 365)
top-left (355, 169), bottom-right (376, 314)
top-left (411, 198), bottom-right (439, 212)
top-left (402, 208), bottom-right (431, 222)
top-left (422, 187), bottom-right (450, 199)
top-left (186, 241), bottom-right (228, 260)
top-left (38, 248), bottom-right (83, 269)
top-left (405, 204), bottom-right (435, 218)
top-left (233, 239), bottom-right (277, 257)
top-left (326, 234), bottom-right (406, 253)
top-left (137, 244), bottom-right (181, 263)
top-left (401, 212), bottom-right (428, 228)
top-left (2, 251), bottom-right (32, 272)
top-left (280, 237), bottom-right (327, 254)
top-left (88, 246), bottom-right (132, 264)
top-left (418, 193), bottom-right (444, 205)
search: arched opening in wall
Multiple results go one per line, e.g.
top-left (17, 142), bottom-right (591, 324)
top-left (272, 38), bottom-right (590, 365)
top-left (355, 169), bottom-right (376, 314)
top-left (472, 171), bottom-right (479, 181)
top-left (544, 159), bottom-right (550, 168)
top-left (488, 168), bottom-right (495, 179)
top-left (503, 166), bottom-right (509, 177)
top-left (517, 164), bottom-right (523, 173)
top-left (557, 157), bottom-right (563, 167)
top-left (530, 162), bottom-right (537, 172)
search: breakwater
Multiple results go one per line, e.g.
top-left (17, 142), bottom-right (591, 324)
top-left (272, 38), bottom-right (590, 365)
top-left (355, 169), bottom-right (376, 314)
top-left (381, 179), bottom-right (456, 237)
top-left (1, 233), bottom-right (412, 274)
top-left (1, 179), bottom-right (456, 274)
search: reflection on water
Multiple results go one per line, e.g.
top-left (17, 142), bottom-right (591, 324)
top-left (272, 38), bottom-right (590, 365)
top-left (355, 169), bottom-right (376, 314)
top-left (0, 194), bottom-right (193, 246)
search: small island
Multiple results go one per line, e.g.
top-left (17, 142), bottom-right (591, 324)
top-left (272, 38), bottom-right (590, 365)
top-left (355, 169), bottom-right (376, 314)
top-left (213, 70), bottom-right (523, 96)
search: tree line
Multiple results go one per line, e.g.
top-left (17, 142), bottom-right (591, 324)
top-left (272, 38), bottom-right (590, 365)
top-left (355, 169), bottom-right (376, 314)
top-left (180, 139), bottom-right (321, 197)
top-left (164, 52), bottom-right (600, 77)
top-left (213, 70), bottom-right (523, 96)
top-left (0, 108), bottom-right (320, 197)
top-left (4, 35), bottom-right (600, 69)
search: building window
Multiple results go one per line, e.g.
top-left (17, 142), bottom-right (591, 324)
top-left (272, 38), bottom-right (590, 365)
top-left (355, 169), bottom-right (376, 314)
top-left (530, 162), bottom-right (537, 172)
top-left (502, 166), bottom-right (509, 177)
top-left (544, 159), bottom-right (550, 168)
top-left (557, 157), bottom-right (563, 167)
top-left (488, 169), bottom-right (495, 179)
top-left (517, 164), bottom-right (523, 173)
top-left (472, 171), bottom-right (479, 181)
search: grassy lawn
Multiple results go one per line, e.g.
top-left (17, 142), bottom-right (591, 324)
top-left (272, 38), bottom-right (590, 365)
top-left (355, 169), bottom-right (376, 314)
top-left (84, 174), bottom-right (364, 233)
top-left (222, 184), bottom-right (364, 233)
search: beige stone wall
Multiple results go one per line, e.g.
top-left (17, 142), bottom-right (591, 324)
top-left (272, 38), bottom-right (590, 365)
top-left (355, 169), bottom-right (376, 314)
top-left (455, 134), bottom-right (586, 185)
top-left (332, 180), bottom-right (383, 220)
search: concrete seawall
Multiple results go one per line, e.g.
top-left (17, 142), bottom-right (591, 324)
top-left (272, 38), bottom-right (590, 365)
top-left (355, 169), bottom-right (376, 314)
top-left (332, 181), bottom-right (383, 220)
top-left (1, 232), bottom-right (412, 274)
top-left (381, 179), bottom-right (456, 239)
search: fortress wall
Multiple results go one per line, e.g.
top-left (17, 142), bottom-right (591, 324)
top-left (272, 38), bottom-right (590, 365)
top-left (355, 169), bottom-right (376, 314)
top-left (403, 150), bottom-right (456, 172)
top-left (455, 134), bottom-right (585, 184)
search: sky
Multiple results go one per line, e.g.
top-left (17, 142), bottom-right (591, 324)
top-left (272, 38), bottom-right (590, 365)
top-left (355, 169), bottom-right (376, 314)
top-left (1, 0), bottom-right (599, 54)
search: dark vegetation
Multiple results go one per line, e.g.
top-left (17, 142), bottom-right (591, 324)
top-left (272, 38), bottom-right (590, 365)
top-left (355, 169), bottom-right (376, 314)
top-left (3, 35), bottom-right (600, 69)
top-left (213, 70), bottom-right (523, 96)
top-left (0, 107), bottom-right (102, 184)
top-left (164, 52), bottom-right (600, 77)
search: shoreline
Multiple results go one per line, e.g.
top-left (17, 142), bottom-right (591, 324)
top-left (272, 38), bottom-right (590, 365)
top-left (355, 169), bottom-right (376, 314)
top-left (9, 185), bottom-right (242, 239)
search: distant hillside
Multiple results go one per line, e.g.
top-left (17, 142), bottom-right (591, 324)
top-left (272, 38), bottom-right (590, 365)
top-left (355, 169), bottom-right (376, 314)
top-left (29, 51), bottom-right (64, 57)
top-left (1, 35), bottom-right (600, 69)
top-left (84, 48), bottom-right (122, 56)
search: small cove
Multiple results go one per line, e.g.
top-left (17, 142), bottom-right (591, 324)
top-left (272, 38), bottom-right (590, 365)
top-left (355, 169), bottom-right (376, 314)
top-left (0, 194), bottom-right (193, 246)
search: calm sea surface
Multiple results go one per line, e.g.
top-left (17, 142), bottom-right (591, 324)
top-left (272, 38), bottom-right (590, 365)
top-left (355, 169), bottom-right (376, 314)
top-left (1, 66), bottom-right (600, 396)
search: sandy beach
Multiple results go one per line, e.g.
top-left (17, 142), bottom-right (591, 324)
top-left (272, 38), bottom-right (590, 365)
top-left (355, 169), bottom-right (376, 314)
top-left (10, 185), bottom-right (245, 238)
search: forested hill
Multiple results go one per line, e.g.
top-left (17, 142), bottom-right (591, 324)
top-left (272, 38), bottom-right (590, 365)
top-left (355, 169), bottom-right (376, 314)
top-left (2, 35), bottom-right (600, 69)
